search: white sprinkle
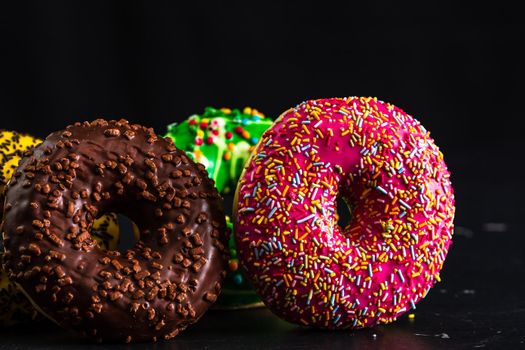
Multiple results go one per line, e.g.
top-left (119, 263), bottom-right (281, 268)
top-left (297, 213), bottom-right (315, 224)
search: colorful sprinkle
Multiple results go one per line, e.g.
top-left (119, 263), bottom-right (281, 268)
top-left (234, 97), bottom-right (455, 329)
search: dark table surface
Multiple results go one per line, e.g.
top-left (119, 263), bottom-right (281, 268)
top-left (1, 150), bottom-right (524, 349)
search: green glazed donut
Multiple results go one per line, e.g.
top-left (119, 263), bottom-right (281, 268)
top-left (166, 107), bottom-right (273, 195)
top-left (165, 107), bottom-right (273, 309)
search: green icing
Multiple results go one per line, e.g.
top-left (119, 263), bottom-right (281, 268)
top-left (220, 216), bottom-right (264, 308)
top-left (165, 107), bottom-right (272, 309)
top-left (165, 106), bottom-right (273, 194)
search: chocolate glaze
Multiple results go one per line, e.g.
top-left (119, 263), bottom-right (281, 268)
top-left (1, 119), bottom-right (228, 342)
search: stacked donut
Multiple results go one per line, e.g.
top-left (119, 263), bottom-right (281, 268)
top-left (0, 107), bottom-right (271, 339)
top-left (165, 107), bottom-right (273, 309)
top-left (0, 97), bottom-right (455, 343)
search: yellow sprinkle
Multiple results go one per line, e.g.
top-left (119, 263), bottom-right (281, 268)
top-left (301, 124), bottom-right (311, 135)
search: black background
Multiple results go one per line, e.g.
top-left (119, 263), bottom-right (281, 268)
top-left (1, 1), bottom-right (524, 226)
top-left (1, 2), bottom-right (524, 349)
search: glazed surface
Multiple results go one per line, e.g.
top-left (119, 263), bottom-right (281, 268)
top-left (2, 120), bottom-right (228, 341)
top-left (234, 97), bottom-right (455, 328)
top-left (166, 107), bottom-right (273, 194)
top-left (0, 130), bottom-right (121, 326)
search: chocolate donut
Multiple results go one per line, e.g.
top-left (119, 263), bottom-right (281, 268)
top-left (2, 119), bottom-right (228, 342)
top-left (0, 130), bottom-right (123, 327)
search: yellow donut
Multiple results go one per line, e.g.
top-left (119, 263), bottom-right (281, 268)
top-left (0, 130), bottom-right (41, 197)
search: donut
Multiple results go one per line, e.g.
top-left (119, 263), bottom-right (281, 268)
top-left (0, 130), bottom-right (121, 326)
top-left (234, 97), bottom-right (455, 329)
top-left (1, 119), bottom-right (228, 342)
top-left (0, 130), bottom-right (41, 158)
top-left (0, 130), bottom-right (41, 212)
top-left (166, 107), bottom-right (273, 194)
top-left (165, 107), bottom-right (272, 309)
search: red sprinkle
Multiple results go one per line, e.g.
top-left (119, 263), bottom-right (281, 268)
top-left (234, 126), bottom-right (244, 134)
top-left (225, 131), bottom-right (233, 139)
top-left (205, 137), bottom-right (214, 145)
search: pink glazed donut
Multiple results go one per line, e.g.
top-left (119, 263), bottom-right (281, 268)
top-left (234, 97), bottom-right (455, 329)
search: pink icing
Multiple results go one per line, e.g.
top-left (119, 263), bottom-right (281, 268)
top-left (234, 97), bottom-right (455, 329)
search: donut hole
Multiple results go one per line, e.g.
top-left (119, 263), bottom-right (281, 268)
top-left (116, 214), bottom-right (140, 252)
top-left (336, 196), bottom-right (353, 229)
